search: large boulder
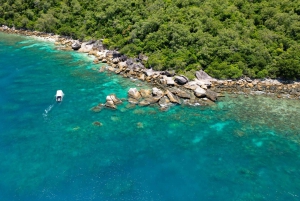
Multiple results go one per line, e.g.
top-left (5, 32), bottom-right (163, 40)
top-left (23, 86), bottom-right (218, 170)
top-left (139, 99), bottom-right (151, 106)
top-left (109, 94), bottom-right (122, 104)
top-left (105, 50), bottom-right (114, 58)
top-left (166, 90), bottom-right (181, 104)
top-left (144, 96), bottom-right (161, 104)
top-left (78, 42), bottom-right (93, 53)
top-left (152, 87), bottom-right (164, 97)
top-left (174, 75), bottom-right (189, 85)
top-left (118, 61), bottom-right (127, 70)
top-left (144, 68), bottom-right (155, 77)
top-left (108, 66), bottom-right (116, 72)
top-left (112, 50), bottom-right (121, 58)
top-left (105, 95), bottom-right (116, 109)
top-left (161, 70), bottom-right (176, 77)
top-left (139, 89), bottom-right (152, 98)
top-left (195, 70), bottom-right (216, 81)
top-left (137, 73), bottom-right (145, 81)
top-left (128, 98), bottom-right (139, 104)
top-left (194, 79), bottom-right (212, 87)
top-left (112, 58), bottom-right (119, 64)
top-left (128, 88), bottom-right (141, 100)
top-left (159, 96), bottom-right (171, 107)
top-left (91, 40), bottom-right (104, 50)
top-left (119, 55), bottom-right (127, 62)
top-left (86, 40), bottom-right (96, 45)
top-left (184, 81), bottom-right (198, 90)
top-left (194, 87), bottom-right (206, 98)
top-left (126, 59), bottom-right (134, 66)
top-left (161, 76), bottom-right (175, 85)
top-left (206, 89), bottom-right (218, 102)
top-left (71, 41), bottom-right (81, 50)
top-left (169, 88), bottom-right (191, 99)
top-left (97, 50), bottom-right (108, 59)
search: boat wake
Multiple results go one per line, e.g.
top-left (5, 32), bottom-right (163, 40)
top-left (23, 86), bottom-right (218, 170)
top-left (43, 104), bottom-right (54, 118)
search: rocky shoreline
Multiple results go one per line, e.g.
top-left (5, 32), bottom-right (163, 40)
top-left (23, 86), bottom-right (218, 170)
top-left (1, 26), bottom-right (299, 111)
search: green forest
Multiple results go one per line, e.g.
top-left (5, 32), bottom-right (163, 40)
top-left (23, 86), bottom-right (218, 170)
top-left (1, 0), bottom-right (300, 79)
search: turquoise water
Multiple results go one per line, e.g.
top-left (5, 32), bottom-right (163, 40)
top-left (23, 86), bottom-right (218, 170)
top-left (1, 32), bottom-right (300, 201)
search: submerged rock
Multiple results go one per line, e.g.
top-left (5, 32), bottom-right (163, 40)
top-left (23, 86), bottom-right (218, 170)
top-left (137, 73), bottom-right (145, 81)
top-left (99, 66), bottom-right (106, 72)
top-left (92, 121), bottom-right (103, 126)
top-left (91, 104), bottom-right (104, 112)
top-left (136, 122), bottom-right (144, 128)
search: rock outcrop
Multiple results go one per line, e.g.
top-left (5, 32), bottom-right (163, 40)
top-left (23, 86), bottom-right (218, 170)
top-left (166, 90), bottom-right (181, 104)
top-left (78, 42), bottom-right (94, 53)
top-left (139, 89), bottom-right (152, 98)
top-left (152, 87), bottom-right (164, 97)
top-left (104, 94), bottom-right (122, 109)
top-left (195, 70), bottom-right (216, 81)
top-left (194, 87), bottom-right (206, 98)
top-left (71, 41), bottom-right (81, 50)
top-left (128, 88), bottom-right (142, 100)
top-left (174, 75), bottom-right (189, 85)
top-left (205, 90), bottom-right (218, 102)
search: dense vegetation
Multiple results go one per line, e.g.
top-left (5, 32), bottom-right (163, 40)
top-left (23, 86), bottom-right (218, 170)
top-left (1, 0), bottom-right (300, 79)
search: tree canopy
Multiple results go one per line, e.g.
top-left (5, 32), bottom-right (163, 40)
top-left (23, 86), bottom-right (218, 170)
top-left (1, 0), bottom-right (300, 79)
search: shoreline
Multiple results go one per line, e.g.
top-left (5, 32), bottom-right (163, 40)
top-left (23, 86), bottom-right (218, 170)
top-left (1, 27), bottom-right (299, 109)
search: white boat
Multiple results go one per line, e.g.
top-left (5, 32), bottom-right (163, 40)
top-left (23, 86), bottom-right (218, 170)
top-left (55, 90), bottom-right (64, 102)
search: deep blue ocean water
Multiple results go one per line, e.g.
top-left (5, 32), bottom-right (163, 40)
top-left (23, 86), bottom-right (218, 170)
top-left (1, 32), bottom-right (300, 201)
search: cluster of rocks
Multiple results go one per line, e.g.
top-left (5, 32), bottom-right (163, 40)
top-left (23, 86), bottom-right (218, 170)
top-left (101, 86), bottom-right (217, 112)
top-left (2, 26), bottom-right (299, 100)
top-left (211, 78), bottom-right (300, 99)
top-left (0, 26), bottom-right (60, 41)
top-left (64, 39), bottom-right (300, 101)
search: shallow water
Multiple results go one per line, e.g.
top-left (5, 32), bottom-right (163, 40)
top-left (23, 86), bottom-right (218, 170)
top-left (1, 32), bottom-right (300, 201)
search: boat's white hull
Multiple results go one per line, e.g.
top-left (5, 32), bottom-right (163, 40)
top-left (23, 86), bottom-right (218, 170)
top-left (55, 90), bottom-right (64, 102)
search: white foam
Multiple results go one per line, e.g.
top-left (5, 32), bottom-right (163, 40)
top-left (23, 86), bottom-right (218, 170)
top-left (43, 104), bottom-right (54, 117)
